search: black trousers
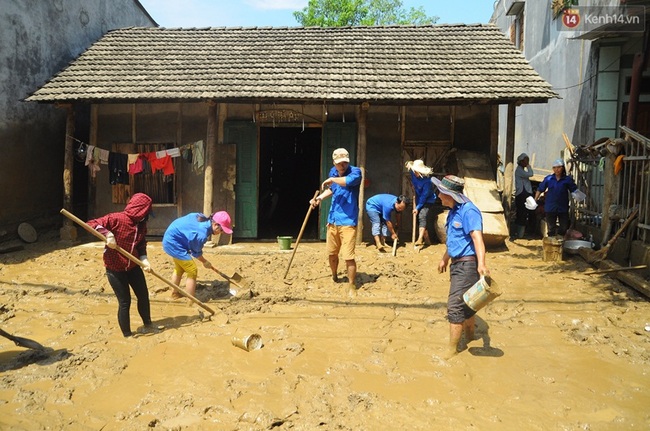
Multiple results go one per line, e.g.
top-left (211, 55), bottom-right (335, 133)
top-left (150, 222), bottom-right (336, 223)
top-left (106, 266), bottom-right (151, 337)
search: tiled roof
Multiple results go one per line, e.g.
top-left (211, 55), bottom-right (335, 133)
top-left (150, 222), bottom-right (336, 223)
top-left (27, 25), bottom-right (558, 104)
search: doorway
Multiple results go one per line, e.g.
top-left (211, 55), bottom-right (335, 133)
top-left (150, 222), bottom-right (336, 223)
top-left (258, 127), bottom-right (321, 239)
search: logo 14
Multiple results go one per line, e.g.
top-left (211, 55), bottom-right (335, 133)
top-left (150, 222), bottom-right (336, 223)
top-left (562, 9), bottom-right (580, 28)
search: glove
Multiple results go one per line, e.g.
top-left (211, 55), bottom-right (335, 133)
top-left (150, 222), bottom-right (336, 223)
top-left (202, 260), bottom-right (213, 269)
top-left (105, 232), bottom-right (117, 249)
top-left (140, 256), bottom-right (152, 273)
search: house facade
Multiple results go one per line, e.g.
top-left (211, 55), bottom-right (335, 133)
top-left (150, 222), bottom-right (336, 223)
top-left (0, 0), bottom-right (155, 237)
top-left (27, 25), bottom-right (557, 243)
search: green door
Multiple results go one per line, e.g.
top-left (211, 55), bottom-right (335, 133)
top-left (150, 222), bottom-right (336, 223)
top-left (226, 121), bottom-right (258, 238)
top-left (319, 123), bottom-right (357, 239)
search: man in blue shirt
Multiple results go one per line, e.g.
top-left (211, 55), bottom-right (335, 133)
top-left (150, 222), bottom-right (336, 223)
top-left (434, 175), bottom-right (489, 359)
top-left (534, 159), bottom-right (578, 237)
top-left (310, 148), bottom-right (362, 296)
top-left (365, 193), bottom-right (406, 251)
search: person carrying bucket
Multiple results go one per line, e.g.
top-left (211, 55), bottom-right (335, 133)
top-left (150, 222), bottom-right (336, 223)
top-left (162, 211), bottom-right (233, 299)
top-left (433, 175), bottom-right (490, 359)
top-left (365, 193), bottom-right (407, 252)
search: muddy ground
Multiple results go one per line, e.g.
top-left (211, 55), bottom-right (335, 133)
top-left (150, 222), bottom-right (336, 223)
top-left (1, 230), bottom-right (649, 430)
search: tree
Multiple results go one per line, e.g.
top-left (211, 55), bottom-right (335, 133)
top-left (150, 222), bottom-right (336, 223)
top-left (293, 0), bottom-right (438, 27)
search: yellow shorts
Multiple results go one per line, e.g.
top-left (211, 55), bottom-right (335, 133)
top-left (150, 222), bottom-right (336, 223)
top-left (172, 258), bottom-right (198, 279)
top-left (326, 224), bottom-right (357, 261)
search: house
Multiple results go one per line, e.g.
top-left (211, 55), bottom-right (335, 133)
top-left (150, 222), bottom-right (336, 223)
top-left (491, 1), bottom-right (650, 270)
top-left (27, 24), bottom-right (557, 243)
top-left (0, 0), bottom-right (156, 239)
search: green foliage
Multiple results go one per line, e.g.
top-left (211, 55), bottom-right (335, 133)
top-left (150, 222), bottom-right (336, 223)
top-left (293, 0), bottom-right (438, 27)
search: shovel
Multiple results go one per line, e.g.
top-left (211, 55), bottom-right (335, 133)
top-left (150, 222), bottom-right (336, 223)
top-left (284, 190), bottom-right (319, 283)
top-left (60, 209), bottom-right (218, 317)
top-left (0, 328), bottom-right (46, 351)
top-left (412, 210), bottom-right (419, 252)
top-left (392, 238), bottom-right (398, 257)
top-left (211, 266), bottom-right (245, 290)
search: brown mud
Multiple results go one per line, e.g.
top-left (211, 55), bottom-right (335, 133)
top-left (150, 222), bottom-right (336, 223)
top-left (1, 232), bottom-right (649, 430)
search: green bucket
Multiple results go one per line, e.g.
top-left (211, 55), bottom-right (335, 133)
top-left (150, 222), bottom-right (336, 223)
top-left (277, 236), bottom-right (292, 250)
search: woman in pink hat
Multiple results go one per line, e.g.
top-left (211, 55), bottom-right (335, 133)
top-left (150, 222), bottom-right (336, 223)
top-left (162, 211), bottom-right (233, 299)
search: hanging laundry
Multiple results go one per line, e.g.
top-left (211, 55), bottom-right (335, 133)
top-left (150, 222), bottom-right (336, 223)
top-left (108, 152), bottom-right (129, 185)
top-left (144, 151), bottom-right (175, 175)
top-left (99, 149), bottom-right (110, 165)
top-left (193, 140), bottom-right (205, 174)
top-left (127, 153), bottom-right (143, 175)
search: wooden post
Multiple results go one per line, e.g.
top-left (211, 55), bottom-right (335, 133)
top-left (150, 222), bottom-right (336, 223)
top-left (60, 104), bottom-right (77, 241)
top-left (356, 102), bottom-right (368, 244)
top-left (503, 103), bottom-right (516, 225)
top-left (203, 101), bottom-right (217, 217)
top-left (88, 104), bottom-right (98, 219)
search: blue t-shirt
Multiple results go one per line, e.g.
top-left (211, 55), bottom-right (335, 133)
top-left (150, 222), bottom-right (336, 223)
top-left (538, 174), bottom-right (578, 213)
top-left (365, 194), bottom-right (398, 220)
top-left (327, 165), bottom-right (362, 226)
top-left (445, 201), bottom-right (483, 259)
top-left (162, 212), bottom-right (213, 260)
top-left (410, 171), bottom-right (437, 210)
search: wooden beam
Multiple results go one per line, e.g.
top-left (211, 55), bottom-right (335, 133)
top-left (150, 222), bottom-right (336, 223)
top-left (503, 103), bottom-right (516, 222)
top-left (356, 102), bottom-right (368, 244)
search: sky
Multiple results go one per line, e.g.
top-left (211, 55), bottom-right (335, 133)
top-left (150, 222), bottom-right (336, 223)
top-left (137, 0), bottom-right (497, 28)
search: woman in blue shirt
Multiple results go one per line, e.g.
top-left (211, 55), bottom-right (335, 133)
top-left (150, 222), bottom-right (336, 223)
top-left (534, 159), bottom-right (577, 237)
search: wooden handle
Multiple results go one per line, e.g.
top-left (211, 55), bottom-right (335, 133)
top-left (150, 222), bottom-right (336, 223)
top-left (211, 266), bottom-right (244, 290)
top-left (60, 208), bottom-right (217, 316)
top-left (412, 208), bottom-right (417, 244)
top-left (284, 190), bottom-right (319, 279)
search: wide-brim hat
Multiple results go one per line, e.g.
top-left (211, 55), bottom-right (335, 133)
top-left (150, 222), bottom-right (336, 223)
top-left (408, 159), bottom-right (432, 176)
top-left (431, 175), bottom-right (470, 204)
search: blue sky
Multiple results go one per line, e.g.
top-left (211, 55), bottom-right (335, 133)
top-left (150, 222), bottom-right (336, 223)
top-left (137, 0), bottom-right (496, 28)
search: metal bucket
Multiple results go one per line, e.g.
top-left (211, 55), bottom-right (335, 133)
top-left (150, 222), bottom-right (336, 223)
top-left (463, 275), bottom-right (501, 312)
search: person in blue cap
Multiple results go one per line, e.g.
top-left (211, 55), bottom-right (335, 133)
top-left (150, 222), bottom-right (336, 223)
top-left (365, 193), bottom-right (407, 252)
top-left (534, 159), bottom-right (577, 237)
top-left (434, 175), bottom-right (489, 359)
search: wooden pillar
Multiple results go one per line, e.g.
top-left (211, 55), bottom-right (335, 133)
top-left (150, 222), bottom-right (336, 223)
top-left (601, 152), bottom-right (619, 245)
top-left (203, 101), bottom-right (217, 217)
top-left (356, 102), bottom-right (369, 244)
top-left (88, 104), bottom-right (98, 218)
top-left (503, 103), bottom-right (516, 223)
top-left (60, 104), bottom-right (77, 241)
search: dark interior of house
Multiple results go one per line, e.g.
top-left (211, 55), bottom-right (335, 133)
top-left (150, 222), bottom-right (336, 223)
top-left (258, 126), bottom-right (322, 240)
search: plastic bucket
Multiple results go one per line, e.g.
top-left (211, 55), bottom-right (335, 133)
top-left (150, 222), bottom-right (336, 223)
top-left (277, 236), bottom-right (292, 250)
top-left (231, 331), bottom-right (263, 351)
top-left (463, 275), bottom-right (502, 312)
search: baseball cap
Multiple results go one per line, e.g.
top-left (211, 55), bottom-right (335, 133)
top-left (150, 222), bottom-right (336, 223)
top-left (212, 211), bottom-right (233, 234)
top-left (332, 148), bottom-right (350, 164)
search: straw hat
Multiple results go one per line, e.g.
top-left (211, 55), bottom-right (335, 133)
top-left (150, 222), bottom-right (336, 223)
top-left (406, 159), bottom-right (432, 176)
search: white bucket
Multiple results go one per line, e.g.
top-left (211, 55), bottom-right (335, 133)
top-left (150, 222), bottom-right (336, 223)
top-left (463, 275), bottom-right (502, 312)
top-left (231, 331), bottom-right (263, 351)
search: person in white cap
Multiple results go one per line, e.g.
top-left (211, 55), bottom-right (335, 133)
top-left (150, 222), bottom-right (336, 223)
top-left (432, 175), bottom-right (489, 359)
top-left (534, 159), bottom-right (578, 237)
top-left (405, 159), bottom-right (438, 246)
top-left (310, 148), bottom-right (362, 295)
top-left (162, 211), bottom-right (233, 299)
top-left (512, 153), bottom-right (535, 240)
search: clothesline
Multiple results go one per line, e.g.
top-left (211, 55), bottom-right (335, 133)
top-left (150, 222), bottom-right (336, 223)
top-left (70, 137), bottom-right (205, 185)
